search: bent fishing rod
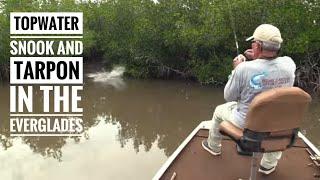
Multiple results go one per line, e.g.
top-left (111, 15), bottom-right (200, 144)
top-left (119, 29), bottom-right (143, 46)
top-left (226, 0), bottom-right (240, 56)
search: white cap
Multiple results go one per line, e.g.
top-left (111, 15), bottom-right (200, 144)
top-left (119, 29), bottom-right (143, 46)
top-left (246, 24), bottom-right (283, 44)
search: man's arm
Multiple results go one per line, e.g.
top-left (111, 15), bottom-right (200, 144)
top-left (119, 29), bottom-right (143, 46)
top-left (224, 55), bottom-right (246, 102)
top-left (224, 68), bottom-right (242, 102)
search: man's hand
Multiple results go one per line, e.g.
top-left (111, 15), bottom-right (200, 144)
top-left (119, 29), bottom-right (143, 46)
top-left (233, 54), bottom-right (246, 69)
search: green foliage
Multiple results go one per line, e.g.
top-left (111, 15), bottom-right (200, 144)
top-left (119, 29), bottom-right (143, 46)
top-left (0, 12), bottom-right (10, 64)
top-left (0, 0), bottom-right (319, 88)
top-left (191, 56), bottom-right (232, 85)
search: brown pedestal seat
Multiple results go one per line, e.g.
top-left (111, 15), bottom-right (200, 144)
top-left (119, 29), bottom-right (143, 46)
top-left (219, 87), bottom-right (312, 180)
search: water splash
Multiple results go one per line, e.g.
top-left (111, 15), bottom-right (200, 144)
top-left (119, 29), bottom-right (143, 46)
top-left (86, 66), bottom-right (125, 89)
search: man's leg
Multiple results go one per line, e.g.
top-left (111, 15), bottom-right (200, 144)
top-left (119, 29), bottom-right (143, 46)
top-left (259, 151), bottom-right (282, 174)
top-left (204, 102), bottom-right (238, 154)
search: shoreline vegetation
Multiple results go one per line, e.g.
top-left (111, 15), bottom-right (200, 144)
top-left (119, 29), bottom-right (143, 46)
top-left (0, 0), bottom-right (319, 94)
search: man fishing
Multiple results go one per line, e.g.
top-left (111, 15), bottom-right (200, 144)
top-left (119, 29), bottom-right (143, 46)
top-left (202, 24), bottom-right (296, 175)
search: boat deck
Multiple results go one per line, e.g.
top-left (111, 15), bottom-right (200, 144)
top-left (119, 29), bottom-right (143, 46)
top-left (160, 129), bottom-right (320, 180)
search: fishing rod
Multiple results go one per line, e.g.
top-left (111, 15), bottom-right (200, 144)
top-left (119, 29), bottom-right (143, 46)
top-left (226, 0), bottom-right (240, 56)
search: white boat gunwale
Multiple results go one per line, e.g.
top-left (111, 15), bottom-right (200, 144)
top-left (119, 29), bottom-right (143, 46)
top-left (153, 120), bottom-right (320, 180)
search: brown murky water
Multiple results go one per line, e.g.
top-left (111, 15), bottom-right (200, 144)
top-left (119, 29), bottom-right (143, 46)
top-left (0, 64), bottom-right (319, 180)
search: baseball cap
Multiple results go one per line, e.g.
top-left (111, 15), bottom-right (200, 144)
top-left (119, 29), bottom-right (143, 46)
top-left (246, 24), bottom-right (283, 44)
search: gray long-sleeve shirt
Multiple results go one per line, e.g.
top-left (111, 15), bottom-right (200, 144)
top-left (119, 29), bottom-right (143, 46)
top-left (224, 56), bottom-right (296, 128)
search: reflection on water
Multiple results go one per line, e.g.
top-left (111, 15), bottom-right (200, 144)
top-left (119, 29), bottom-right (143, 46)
top-left (81, 78), bottom-right (224, 156)
top-left (302, 98), bottom-right (320, 147)
top-left (0, 115), bottom-right (166, 180)
top-left (0, 63), bottom-right (319, 179)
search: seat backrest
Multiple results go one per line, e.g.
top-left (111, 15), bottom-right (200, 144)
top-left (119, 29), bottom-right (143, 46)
top-left (245, 87), bottom-right (311, 132)
top-left (241, 87), bottom-right (312, 152)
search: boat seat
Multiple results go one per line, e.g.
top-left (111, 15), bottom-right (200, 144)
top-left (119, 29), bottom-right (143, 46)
top-left (219, 87), bottom-right (312, 180)
top-left (219, 121), bottom-right (243, 141)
